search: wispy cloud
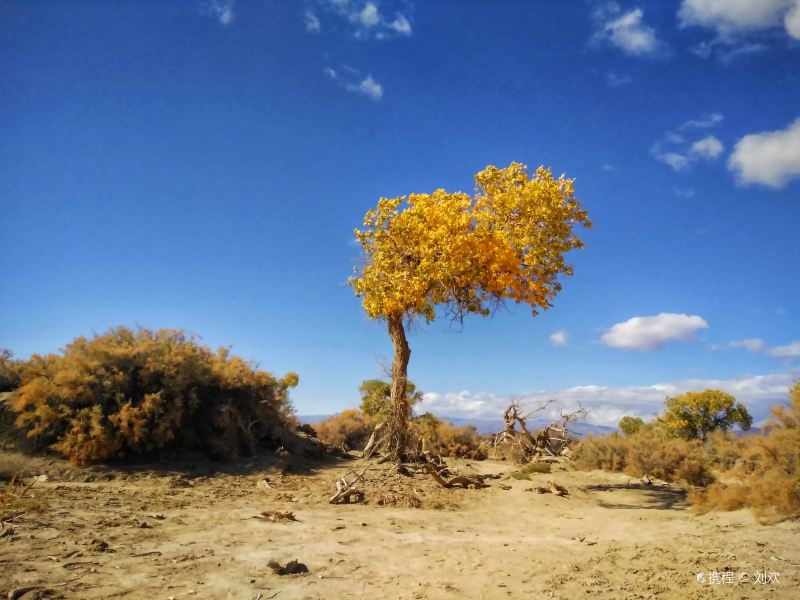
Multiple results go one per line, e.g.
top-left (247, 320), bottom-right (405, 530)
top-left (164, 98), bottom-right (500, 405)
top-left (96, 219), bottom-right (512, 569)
top-left (731, 338), bottom-right (800, 359)
top-left (651, 114), bottom-right (725, 171)
top-left (312, 0), bottom-right (413, 40)
top-left (728, 118), bottom-right (800, 188)
top-left (304, 9), bottom-right (322, 32)
top-left (606, 72), bottom-right (632, 87)
top-left (549, 330), bottom-right (568, 347)
top-left (592, 3), bottom-right (667, 57)
top-left (325, 66), bottom-right (383, 100)
top-left (417, 372), bottom-right (797, 426)
top-left (680, 112), bottom-right (724, 130)
top-left (204, 0), bottom-right (235, 26)
top-left (673, 186), bottom-right (695, 198)
top-left (601, 313), bottom-right (709, 351)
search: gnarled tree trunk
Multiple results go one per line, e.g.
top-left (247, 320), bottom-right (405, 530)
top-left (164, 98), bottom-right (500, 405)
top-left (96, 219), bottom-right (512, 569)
top-left (387, 314), bottom-right (411, 460)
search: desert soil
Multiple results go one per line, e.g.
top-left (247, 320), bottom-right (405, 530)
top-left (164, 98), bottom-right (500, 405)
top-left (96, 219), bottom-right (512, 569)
top-left (1, 451), bottom-right (797, 600)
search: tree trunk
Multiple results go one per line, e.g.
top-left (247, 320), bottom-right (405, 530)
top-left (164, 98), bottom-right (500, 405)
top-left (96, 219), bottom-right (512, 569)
top-left (387, 314), bottom-right (411, 460)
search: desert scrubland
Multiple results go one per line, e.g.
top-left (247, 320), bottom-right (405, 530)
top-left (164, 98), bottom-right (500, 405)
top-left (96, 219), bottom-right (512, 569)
top-left (1, 449), bottom-right (798, 600)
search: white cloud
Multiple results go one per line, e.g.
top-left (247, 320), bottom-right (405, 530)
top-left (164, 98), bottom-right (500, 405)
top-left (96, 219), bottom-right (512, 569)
top-left (593, 5), bottom-right (665, 56)
top-left (673, 186), bottom-right (696, 198)
top-left (356, 2), bottom-right (380, 27)
top-left (656, 151), bottom-right (690, 171)
top-left (679, 0), bottom-right (800, 40)
top-left (601, 164), bottom-right (615, 172)
top-left (680, 112), bottom-right (724, 130)
top-left (787, 2), bottom-right (800, 37)
top-left (389, 14), bottom-right (412, 35)
top-left (549, 330), bottom-right (568, 347)
top-left (320, 0), bottom-right (413, 39)
top-left (305, 10), bottom-right (321, 32)
top-left (651, 115), bottom-right (725, 171)
top-left (731, 338), bottom-right (800, 359)
top-left (601, 313), bottom-right (709, 351)
top-left (345, 75), bottom-right (383, 100)
top-left (325, 66), bottom-right (383, 100)
top-left (728, 118), bottom-right (800, 188)
top-left (417, 372), bottom-right (797, 426)
top-left (690, 135), bottom-right (724, 159)
top-left (205, 0), bottom-right (234, 26)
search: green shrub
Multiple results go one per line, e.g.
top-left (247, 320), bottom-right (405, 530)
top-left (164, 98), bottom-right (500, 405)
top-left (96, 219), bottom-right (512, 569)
top-left (9, 327), bottom-right (299, 464)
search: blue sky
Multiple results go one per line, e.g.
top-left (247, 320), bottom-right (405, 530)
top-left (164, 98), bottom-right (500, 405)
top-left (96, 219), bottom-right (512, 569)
top-left (1, 0), bottom-right (799, 426)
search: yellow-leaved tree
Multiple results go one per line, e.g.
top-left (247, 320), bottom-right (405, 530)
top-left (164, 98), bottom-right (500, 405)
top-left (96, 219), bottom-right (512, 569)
top-left (349, 162), bottom-right (591, 458)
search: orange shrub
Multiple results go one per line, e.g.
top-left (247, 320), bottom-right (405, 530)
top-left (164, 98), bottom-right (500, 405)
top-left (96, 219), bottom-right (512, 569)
top-left (315, 409), bottom-right (376, 450)
top-left (10, 327), bottom-right (299, 464)
top-left (690, 383), bottom-right (800, 523)
top-left (410, 413), bottom-right (488, 460)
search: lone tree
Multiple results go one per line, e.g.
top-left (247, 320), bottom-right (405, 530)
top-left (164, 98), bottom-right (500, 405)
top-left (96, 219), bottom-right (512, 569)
top-left (349, 162), bottom-right (591, 459)
top-left (661, 389), bottom-right (752, 440)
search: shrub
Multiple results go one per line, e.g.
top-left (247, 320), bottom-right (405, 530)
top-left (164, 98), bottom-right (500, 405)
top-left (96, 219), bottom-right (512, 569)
top-left (0, 350), bottom-right (25, 393)
top-left (315, 409), bottom-right (376, 450)
top-left (690, 382), bottom-right (800, 523)
top-left (409, 413), bottom-right (488, 460)
top-left (358, 378), bottom-right (421, 419)
top-left (510, 462), bottom-right (551, 480)
top-left (572, 432), bottom-right (628, 472)
top-left (574, 429), bottom-right (713, 486)
top-left (9, 327), bottom-right (299, 464)
top-left (618, 416), bottom-right (646, 436)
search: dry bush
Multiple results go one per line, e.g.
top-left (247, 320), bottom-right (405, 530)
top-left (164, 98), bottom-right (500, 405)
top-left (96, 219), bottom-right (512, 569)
top-left (0, 473), bottom-right (41, 525)
top-left (0, 350), bottom-right (25, 393)
top-left (410, 413), bottom-right (488, 459)
top-left (690, 383), bottom-right (800, 523)
top-left (9, 327), bottom-right (299, 464)
top-left (315, 409), bottom-right (376, 450)
top-left (511, 462), bottom-right (551, 480)
top-left (572, 432), bottom-right (628, 472)
top-left (574, 430), bottom-right (713, 486)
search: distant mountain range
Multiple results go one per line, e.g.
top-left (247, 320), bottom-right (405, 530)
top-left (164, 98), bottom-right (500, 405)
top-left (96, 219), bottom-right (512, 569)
top-left (297, 414), bottom-right (617, 437)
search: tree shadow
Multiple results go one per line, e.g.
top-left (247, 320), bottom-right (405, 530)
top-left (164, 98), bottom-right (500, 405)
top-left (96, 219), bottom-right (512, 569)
top-left (3, 432), bottom-right (353, 480)
top-left (581, 483), bottom-right (689, 511)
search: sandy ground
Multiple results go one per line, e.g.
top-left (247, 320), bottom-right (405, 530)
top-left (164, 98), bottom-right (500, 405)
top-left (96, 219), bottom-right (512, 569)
top-left (1, 452), bottom-right (798, 600)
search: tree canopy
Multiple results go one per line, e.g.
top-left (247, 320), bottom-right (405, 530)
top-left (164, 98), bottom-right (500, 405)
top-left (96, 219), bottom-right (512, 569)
top-left (661, 389), bottom-right (752, 440)
top-left (350, 162), bottom-right (591, 323)
top-left (359, 378), bottom-right (421, 418)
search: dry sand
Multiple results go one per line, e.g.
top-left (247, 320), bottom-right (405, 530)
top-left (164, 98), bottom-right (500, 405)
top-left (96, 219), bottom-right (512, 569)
top-left (1, 452), bottom-right (797, 599)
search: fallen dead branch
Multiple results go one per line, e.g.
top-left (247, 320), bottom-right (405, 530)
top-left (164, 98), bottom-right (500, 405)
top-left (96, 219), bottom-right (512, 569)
top-left (361, 423), bottom-right (387, 459)
top-left (491, 400), bottom-right (588, 463)
top-left (401, 462), bottom-right (488, 489)
top-left (253, 510), bottom-right (298, 522)
top-left (530, 481), bottom-right (569, 496)
top-left (329, 466), bottom-right (369, 504)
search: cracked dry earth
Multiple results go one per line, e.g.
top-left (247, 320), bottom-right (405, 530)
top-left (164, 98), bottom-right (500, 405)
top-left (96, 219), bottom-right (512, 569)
top-left (1, 453), bottom-right (798, 599)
